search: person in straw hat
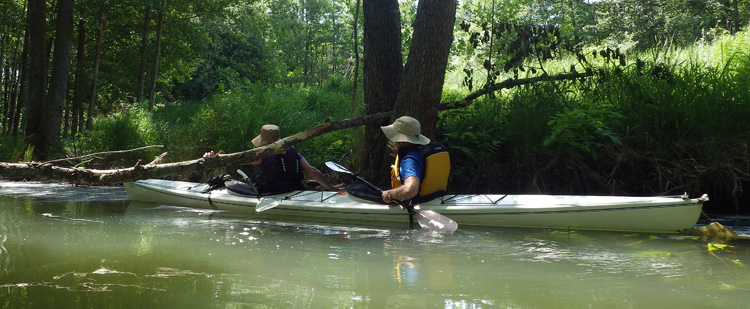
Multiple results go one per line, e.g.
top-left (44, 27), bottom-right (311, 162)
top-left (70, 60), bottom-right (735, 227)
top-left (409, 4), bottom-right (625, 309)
top-left (205, 124), bottom-right (341, 195)
top-left (380, 116), bottom-right (450, 204)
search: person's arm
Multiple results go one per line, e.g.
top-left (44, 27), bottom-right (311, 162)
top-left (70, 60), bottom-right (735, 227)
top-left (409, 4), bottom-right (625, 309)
top-left (299, 157), bottom-right (341, 190)
top-left (382, 176), bottom-right (420, 203)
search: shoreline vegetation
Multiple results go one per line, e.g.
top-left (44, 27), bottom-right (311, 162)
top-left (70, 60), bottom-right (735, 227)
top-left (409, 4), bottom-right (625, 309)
top-left (2, 29), bottom-right (749, 214)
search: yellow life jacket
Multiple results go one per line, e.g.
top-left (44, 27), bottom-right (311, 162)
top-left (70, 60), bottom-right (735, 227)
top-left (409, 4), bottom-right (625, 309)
top-left (390, 142), bottom-right (450, 199)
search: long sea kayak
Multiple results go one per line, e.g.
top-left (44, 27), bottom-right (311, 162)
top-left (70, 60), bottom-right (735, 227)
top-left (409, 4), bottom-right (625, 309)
top-left (124, 179), bottom-right (708, 233)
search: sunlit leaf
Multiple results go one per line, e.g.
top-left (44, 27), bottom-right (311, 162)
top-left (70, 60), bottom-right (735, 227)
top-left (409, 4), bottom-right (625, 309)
top-left (731, 260), bottom-right (746, 268)
top-left (707, 243), bottom-right (728, 252)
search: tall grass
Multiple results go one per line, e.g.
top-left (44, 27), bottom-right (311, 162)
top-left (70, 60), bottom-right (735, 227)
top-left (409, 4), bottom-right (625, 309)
top-left (0, 136), bottom-right (27, 162)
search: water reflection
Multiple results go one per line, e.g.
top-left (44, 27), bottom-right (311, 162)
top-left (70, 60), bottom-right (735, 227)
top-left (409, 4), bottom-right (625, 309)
top-left (0, 181), bottom-right (749, 307)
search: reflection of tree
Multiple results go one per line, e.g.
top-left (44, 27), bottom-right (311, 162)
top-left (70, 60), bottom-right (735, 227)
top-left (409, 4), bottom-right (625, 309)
top-left (384, 238), bottom-right (455, 291)
top-left (394, 255), bottom-right (417, 285)
top-left (0, 198), bottom-right (23, 282)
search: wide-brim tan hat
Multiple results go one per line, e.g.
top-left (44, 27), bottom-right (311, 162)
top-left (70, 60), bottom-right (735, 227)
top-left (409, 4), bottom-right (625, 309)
top-left (252, 124), bottom-right (280, 147)
top-left (380, 116), bottom-right (430, 145)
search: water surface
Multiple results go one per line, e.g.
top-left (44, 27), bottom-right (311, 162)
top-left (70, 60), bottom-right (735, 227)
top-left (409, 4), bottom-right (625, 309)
top-left (1, 180), bottom-right (748, 308)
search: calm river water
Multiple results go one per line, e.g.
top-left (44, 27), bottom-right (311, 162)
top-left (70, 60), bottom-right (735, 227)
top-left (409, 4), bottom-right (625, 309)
top-left (0, 180), bottom-right (748, 308)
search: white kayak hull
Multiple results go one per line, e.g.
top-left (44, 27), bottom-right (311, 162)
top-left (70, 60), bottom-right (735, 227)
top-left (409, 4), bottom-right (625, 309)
top-left (124, 179), bottom-right (707, 233)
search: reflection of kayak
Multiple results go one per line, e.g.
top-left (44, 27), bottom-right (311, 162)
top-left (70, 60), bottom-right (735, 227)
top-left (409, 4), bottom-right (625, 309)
top-left (124, 179), bottom-right (708, 233)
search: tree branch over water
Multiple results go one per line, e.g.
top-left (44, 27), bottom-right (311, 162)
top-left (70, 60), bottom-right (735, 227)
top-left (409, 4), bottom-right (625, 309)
top-left (440, 71), bottom-right (595, 110)
top-left (0, 113), bottom-right (393, 186)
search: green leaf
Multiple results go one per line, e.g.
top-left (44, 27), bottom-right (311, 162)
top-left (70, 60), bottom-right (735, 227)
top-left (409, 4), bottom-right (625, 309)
top-left (707, 243), bottom-right (728, 252)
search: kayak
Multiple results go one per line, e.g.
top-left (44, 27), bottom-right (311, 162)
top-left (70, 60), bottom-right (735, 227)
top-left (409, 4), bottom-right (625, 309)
top-left (124, 179), bottom-right (708, 233)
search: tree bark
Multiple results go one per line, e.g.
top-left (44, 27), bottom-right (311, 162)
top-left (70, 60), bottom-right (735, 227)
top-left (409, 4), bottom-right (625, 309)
top-left (4, 39), bottom-right (22, 136)
top-left (25, 0), bottom-right (48, 151)
top-left (136, 1), bottom-right (153, 103)
top-left (361, 0), bottom-right (403, 182)
top-left (0, 36), bottom-right (6, 125)
top-left (1, 36), bottom-right (8, 134)
top-left (13, 32), bottom-right (29, 137)
top-left (350, 0), bottom-right (360, 108)
top-left (71, 17), bottom-right (85, 137)
top-left (36, 0), bottom-right (75, 160)
top-left (393, 0), bottom-right (456, 140)
top-left (87, 9), bottom-right (105, 130)
top-left (148, 0), bottom-right (167, 111)
top-left (0, 113), bottom-right (393, 186)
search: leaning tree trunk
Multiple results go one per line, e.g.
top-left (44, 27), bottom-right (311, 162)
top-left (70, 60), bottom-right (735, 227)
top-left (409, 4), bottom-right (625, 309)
top-left (361, 0), bottom-right (403, 183)
top-left (36, 0), bottom-right (75, 160)
top-left (393, 0), bottom-right (456, 140)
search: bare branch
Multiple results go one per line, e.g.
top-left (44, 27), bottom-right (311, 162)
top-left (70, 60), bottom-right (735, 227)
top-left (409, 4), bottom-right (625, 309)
top-left (440, 71), bottom-right (594, 110)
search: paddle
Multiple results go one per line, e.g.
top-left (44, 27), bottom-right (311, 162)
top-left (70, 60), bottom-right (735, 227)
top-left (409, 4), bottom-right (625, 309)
top-left (235, 169), bottom-right (278, 212)
top-left (325, 161), bottom-right (458, 233)
top-left (236, 169), bottom-right (257, 192)
top-left (255, 197), bottom-right (280, 212)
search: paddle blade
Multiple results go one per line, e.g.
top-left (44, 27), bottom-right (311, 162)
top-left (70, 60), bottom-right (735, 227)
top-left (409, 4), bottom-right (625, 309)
top-left (325, 161), bottom-right (353, 176)
top-left (255, 198), bottom-right (280, 212)
top-left (415, 210), bottom-right (458, 233)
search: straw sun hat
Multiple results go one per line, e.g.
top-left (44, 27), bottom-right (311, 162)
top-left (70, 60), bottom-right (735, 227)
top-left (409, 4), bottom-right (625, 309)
top-left (252, 124), bottom-right (281, 147)
top-left (380, 116), bottom-right (430, 145)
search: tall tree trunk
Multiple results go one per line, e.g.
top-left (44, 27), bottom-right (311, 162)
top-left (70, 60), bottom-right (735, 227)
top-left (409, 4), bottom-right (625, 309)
top-left (350, 0), bottom-right (360, 108)
top-left (303, 5), bottom-right (312, 88)
top-left (25, 0), bottom-right (48, 151)
top-left (137, 1), bottom-right (153, 103)
top-left (36, 0), bottom-right (75, 160)
top-left (4, 39), bottom-right (22, 137)
top-left (0, 36), bottom-right (6, 121)
top-left (0, 35), bottom-right (5, 75)
top-left (148, 0), bottom-right (167, 111)
top-left (393, 0), bottom-right (456, 140)
top-left (5, 71), bottom-right (18, 136)
top-left (13, 32), bottom-right (30, 137)
top-left (1, 36), bottom-right (8, 133)
top-left (732, 0), bottom-right (739, 34)
top-left (71, 17), bottom-right (85, 137)
top-left (361, 0), bottom-right (403, 182)
top-left (87, 9), bottom-right (105, 130)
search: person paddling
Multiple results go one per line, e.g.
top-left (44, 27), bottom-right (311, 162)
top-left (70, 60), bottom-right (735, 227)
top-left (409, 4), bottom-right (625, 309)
top-left (380, 116), bottom-right (451, 204)
top-left (204, 124), bottom-right (341, 195)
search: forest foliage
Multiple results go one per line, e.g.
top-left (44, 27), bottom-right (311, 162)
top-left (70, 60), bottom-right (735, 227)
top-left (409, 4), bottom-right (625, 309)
top-left (1, 0), bottom-right (750, 212)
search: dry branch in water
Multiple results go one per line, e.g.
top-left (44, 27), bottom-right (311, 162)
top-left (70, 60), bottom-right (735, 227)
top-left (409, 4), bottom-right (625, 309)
top-left (0, 113), bottom-right (392, 186)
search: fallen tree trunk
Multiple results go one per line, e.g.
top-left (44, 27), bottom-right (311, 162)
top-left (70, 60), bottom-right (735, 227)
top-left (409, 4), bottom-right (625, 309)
top-left (0, 113), bottom-right (392, 186)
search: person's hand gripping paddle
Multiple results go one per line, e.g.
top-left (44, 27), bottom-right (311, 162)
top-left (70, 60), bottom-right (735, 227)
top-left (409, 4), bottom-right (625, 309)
top-left (325, 161), bottom-right (457, 233)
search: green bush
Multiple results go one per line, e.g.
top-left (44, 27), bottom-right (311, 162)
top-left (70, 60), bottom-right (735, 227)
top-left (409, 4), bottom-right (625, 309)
top-left (161, 84), bottom-right (357, 167)
top-left (0, 136), bottom-right (26, 162)
top-left (74, 106), bottom-right (163, 166)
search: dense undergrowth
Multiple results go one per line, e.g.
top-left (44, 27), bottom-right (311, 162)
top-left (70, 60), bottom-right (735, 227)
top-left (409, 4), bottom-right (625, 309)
top-left (1, 31), bottom-right (748, 213)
